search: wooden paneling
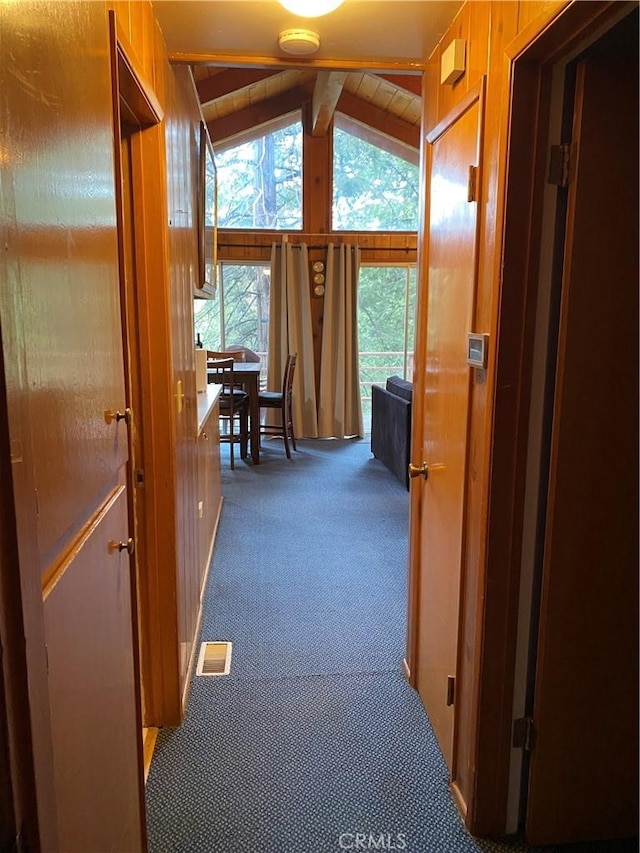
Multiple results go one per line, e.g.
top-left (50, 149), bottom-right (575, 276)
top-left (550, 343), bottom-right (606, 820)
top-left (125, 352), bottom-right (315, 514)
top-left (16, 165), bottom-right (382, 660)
top-left (0, 2), bottom-right (168, 848)
top-left (1, 2), bottom-right (209, 847)
top-left (197, 396), bottom-right (222, 592)
top-left (412, 0), bottom-right (635, 839)
top-left (6, 0), bottom-right (128, 585)
top-left (164, 63), bottom-right (205, 708)
top-left (44, 486), bottom-right (142, 853)
top-left (517, 0), bottom-right (565, 33)
top-left (455, 0), bottom-right (519, 826)
top-left (217, 230), bottom-right (417, 264)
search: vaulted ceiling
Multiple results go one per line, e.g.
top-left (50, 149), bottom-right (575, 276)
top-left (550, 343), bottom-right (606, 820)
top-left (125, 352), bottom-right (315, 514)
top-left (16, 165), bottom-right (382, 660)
top-left (192, 66), bottom-right (422, 155)
top-left (152, 1), bottom-right (464, 153)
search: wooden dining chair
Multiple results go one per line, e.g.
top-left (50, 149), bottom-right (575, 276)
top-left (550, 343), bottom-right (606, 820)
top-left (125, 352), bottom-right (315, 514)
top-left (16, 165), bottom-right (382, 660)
top-left (258, 353), bottom-right (297, 459)
top-left (207, 358), bottom-right (249, 469)
top-left (206, 349), bottom-right (246, 363)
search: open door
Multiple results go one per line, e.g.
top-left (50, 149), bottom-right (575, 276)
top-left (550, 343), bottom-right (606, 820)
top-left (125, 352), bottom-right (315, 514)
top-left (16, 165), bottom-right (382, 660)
top-left (524, 13), bottom-right (639, 844)
top-left (413, 83), bottom-right (483, 770)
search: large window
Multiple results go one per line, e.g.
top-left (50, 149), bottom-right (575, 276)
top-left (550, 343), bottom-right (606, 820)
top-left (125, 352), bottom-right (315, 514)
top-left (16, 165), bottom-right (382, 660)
top-left (333, 115), bottom-right (419, 231)
top-left (194, 262), bottom-right (271, 374)
top-left (358, 265), bottom-right (416, 429)
top-left (215, 114), bottom-right (303, 230)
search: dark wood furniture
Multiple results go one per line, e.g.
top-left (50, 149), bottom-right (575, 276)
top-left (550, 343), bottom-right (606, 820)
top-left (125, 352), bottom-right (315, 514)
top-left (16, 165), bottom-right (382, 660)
top-left (207, 361), bottom-right (262, 464)
top-left (258, 353), bottom-right (297, 458)
top-left (207, 358), bottom-right (248, 469)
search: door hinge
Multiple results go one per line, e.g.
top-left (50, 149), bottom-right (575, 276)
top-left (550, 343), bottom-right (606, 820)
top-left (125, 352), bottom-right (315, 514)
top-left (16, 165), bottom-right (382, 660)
top-left (446, 675), bottom-right (455, 706)
top-left (513, 716), bottom-right (536, 751)
top-left (134, 468), bottom-right (145, 487)
top-left (467, 165), bottom-right (478, 202)
top-left (548, 143), bottom-right (572, 187)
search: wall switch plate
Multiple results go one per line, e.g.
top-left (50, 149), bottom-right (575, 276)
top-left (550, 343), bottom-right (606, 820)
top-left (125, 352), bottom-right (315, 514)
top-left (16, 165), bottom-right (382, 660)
top-left (467, 333), bottom-right (489, 368)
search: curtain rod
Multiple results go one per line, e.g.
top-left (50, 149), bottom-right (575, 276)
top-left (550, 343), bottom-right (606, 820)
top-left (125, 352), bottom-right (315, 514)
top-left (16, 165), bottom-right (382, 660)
top-left (217, 243), bottom-right (416, 252)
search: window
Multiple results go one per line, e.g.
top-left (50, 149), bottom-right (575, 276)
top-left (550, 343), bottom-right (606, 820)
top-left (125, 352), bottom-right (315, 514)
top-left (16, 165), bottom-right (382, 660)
top-left (358, 265), bottom-right (416, 430)
top-left (194, 262), bottom-right (270, 376)
top-left (332, 114), bottom-right (419, 232)
top-left (215, 114), bottom-right (303, 230)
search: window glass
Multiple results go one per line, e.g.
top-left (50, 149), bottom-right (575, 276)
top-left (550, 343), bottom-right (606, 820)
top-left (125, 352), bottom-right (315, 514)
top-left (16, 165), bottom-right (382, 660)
top-left (358, 265), bottom-right (416, 429)
top-left (194, 262), bottom-right (270, 377)
top-left (333, 116), bottom-right (419, 231)
top-left (216, 115), bottom-right (303, 230)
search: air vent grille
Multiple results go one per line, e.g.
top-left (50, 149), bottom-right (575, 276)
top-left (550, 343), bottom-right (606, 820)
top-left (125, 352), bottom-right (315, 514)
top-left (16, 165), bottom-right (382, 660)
top-left (196, 641), bottom-right (232, 676)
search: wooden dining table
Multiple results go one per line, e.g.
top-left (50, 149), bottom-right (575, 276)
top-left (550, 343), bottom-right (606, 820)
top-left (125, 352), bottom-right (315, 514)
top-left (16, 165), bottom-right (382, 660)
top-left (207, 361), bottom-right (262, 464)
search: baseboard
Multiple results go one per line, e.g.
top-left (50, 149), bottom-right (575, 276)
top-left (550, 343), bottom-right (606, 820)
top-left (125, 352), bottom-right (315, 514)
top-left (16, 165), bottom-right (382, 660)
top-left (142, 727), bottom-right (158, 783)
top-left (451, 780), bottom-right (468, 822)
top-left (182, 496), bottom-right (224, 715)
top-left (402, 657), bottom-right (411, 682)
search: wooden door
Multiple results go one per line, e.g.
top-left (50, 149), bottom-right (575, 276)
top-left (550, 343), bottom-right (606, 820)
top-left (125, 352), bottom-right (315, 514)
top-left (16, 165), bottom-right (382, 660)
top-left (414, 88), bottom-right (482, 770)
top-left (1, 2), bottom-right (145, 850)
top-left (525, 17), bottom-right (639, 844)
top-left (44, 486), bottom-right (143, 852)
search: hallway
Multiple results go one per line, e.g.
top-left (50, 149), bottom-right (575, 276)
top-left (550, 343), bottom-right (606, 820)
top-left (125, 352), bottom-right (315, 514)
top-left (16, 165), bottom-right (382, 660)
top-left (143, 440), bottom-right (635, 853)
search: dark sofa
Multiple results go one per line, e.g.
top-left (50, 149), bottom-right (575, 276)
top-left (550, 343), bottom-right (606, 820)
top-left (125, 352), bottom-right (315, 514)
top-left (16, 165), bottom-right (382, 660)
top-left (370, 376), bottom-right (412, 489)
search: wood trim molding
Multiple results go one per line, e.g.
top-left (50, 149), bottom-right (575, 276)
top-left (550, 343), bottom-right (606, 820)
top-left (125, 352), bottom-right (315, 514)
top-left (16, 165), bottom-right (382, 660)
top-left (426, 77), bottom-right (485, 145)
top-left (169, 53), bottom-right (427, 73)
top-left (113, 14), bottom-right (164, 125)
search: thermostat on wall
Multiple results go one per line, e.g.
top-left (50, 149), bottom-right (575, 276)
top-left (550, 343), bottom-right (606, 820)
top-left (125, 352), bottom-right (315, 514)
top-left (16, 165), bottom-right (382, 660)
top-left (467, 333), bottom-right (489, 368)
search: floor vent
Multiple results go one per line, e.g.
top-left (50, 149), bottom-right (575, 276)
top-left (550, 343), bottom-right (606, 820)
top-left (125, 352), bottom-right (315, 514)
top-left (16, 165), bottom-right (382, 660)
top-left (196, 641), bottom-right (232, 676)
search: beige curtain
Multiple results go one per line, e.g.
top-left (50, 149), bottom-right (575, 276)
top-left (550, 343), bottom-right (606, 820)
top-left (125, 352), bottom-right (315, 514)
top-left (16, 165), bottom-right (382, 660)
top-left (268, 242), bottom-right (318, 438)
top-left (318, 243), bottom-right (364, 438)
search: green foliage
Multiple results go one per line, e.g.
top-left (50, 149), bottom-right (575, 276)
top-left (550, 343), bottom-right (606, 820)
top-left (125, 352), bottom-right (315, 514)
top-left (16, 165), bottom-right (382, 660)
top-left (216, 119), bottom-right (303, 230)
top-left (211, 113), bottom-right (419, 425)
top-left (358, 266), bottom-right (416, 414)
top-left (333, 125), bottom-right (419, 231)
top-left (193, 264), bottom-right (270, 355)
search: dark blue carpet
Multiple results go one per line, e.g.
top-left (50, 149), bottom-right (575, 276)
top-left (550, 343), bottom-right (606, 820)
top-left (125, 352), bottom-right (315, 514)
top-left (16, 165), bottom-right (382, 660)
top-left (145, 439), bottom-right (637, 853)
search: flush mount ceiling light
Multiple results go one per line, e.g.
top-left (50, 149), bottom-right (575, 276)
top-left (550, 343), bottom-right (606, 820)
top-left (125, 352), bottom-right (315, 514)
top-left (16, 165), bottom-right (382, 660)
top-left (278, 27), bottom-right (320, 55)
top-left (279, 0), bottom-right (344, 17)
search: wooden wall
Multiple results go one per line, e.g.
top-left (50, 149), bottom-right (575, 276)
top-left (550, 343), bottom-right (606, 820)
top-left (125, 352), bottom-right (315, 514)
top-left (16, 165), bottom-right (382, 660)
top-left (163, 63), bottom-right (205, 705)
top-left (111, 2), bottom-right (214, 723)
top-left (0, 0), bottom-right (210, 846)
top-left (411, 0), bottom-right (571, 835)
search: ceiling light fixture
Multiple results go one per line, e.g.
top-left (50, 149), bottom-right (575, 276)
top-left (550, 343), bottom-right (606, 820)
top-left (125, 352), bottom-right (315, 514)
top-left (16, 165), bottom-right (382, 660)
top-left (279, 0), bottom-right (344, 17)
top-left (278, 27), bottom-right (320, 55)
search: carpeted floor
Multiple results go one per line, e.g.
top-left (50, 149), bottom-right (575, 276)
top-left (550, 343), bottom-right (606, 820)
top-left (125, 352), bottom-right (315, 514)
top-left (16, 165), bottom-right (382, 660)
top-left (145, 439), bottom-right (637, 853)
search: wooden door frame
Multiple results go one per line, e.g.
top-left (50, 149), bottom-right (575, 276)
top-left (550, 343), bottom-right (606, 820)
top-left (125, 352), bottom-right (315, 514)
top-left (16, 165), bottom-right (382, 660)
top-left (469, 0), bottom-right (637, 837)
top-left (108, 12), bottom-right (186, 730)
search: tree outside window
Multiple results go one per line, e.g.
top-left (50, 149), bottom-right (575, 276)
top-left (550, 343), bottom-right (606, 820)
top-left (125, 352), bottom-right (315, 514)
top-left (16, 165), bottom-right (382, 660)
top-left (215, 114), bottom-right (302, 230)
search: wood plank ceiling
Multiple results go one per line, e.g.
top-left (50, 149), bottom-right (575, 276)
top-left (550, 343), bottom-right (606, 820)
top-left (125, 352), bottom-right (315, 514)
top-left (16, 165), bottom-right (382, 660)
top-left (152, 1), bottom-right (466, 158)
top-left (193, 65), bottom-right (422, 155)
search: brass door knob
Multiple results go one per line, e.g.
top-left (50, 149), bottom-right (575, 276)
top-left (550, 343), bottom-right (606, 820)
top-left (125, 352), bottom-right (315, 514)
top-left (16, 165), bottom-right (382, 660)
top-left (408, 462), bottom-right (429, 481)
top-left (109, 538), bottom-right (134, 555)
top-left (104, 408), bottom-right (133, 426)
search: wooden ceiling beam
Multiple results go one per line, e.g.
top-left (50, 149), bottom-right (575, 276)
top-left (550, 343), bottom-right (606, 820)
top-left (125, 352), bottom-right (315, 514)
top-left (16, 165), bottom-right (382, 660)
top-left (378, 73), bottom-right (422, 96)
top-left (336, 90), bottom-right (419, 152)
top-left (196, 69), bottom-right (280, 104)
top-left (208, 83), bottom-right (313, 146)
top-left (310, 71), bottom-right (347, 137)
